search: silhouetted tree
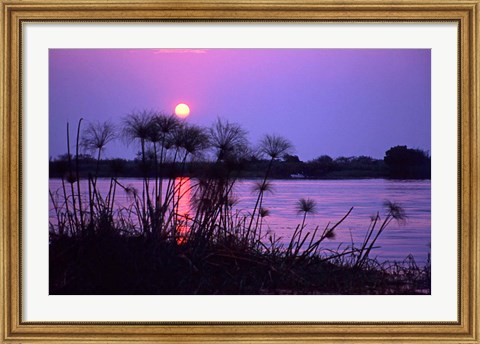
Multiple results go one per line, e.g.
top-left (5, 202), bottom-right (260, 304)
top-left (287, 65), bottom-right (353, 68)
top-left (283, 154), bottom-right (301, 163)
top-left (384, 145), bottom-right (430, 179)
top-left (304, 155), bottom-right (335, 176)
top-left (315, 155), bottom-right (333, 165)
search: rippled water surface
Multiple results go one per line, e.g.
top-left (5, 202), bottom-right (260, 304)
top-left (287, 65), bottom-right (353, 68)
top-left (50, 178), bottom-right (430, 265)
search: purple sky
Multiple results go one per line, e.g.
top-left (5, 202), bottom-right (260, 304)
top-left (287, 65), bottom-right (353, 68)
top-left (49, 49), bottom-right (430, 161)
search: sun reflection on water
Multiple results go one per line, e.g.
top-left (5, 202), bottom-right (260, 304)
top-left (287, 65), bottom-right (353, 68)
top-left (174, 177), bottom-right (192, 245)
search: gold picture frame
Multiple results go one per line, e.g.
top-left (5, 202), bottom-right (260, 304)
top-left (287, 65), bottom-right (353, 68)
top-left (1, 0), bottom-right (479, 343)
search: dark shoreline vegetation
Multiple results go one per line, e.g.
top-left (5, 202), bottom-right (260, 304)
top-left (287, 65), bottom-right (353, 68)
top-left (50, 147), bottom-right (431, 180)
top-left (49, 112), bottom-right (431, 295)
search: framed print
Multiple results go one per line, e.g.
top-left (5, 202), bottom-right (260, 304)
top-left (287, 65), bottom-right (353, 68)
top-left (1, 0), bottom-right (479, 343)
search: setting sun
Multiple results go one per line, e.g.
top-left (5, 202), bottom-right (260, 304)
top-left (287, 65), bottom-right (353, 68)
top-left (175, 103), bottom-right (190, 118)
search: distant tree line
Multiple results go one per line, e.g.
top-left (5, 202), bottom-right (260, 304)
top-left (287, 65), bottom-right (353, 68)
top-left (50, 145), bottom-right (430, 180)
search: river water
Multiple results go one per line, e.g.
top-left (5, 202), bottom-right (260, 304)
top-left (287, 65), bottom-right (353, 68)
top-left (49, 178), bottom-right (430, 265)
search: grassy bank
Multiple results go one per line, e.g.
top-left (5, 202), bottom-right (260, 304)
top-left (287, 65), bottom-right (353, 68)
top-left (50, 227), bottom-right (430, 295)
